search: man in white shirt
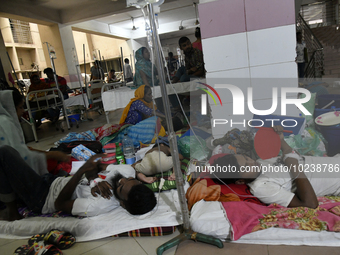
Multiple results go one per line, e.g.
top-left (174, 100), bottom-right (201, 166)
top-left (124, 58), bottom-right (133, 82)
top-left (210, 126), bottom-right (340, 209)
top-left (0, 145), bottom-right (156, 221)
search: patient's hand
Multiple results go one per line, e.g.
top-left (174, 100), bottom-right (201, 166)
top-left (91, 181), bottom-right (113, 199)
top-left (137, 172), bottom-right (157, 183)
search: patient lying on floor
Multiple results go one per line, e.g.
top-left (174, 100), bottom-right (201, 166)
top-left (0, 146), bottom-right (156, 221)
top-left (132, 143), bottom-right (184, 184)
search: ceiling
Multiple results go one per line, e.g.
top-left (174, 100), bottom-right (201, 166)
top-left (0, 0), bottom-right (198, 40)
top-left (0, 0), bottom-right (321, 41)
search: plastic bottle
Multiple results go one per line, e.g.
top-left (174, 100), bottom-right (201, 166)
top-left (122, 134), bottom-right (136, 164)
top-left (116, 142), bottom-right (125, 164)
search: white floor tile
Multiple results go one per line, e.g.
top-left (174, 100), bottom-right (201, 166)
top-left (81, 237), bottom-right (147, 255)
top-left (61, 237), bottom-right (118, 255)
top-left (134, 229), bottom-right (180, 255)
top-left (0, 239), bottom-right (29, 255)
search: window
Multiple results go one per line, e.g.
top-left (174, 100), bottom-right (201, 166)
top-left (9, 19), bottom-right (33, 44)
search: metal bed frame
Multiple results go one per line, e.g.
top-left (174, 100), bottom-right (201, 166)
top-left (101, 82), bottom-right (124, 124)
top-left (24, 88), bottom-right (70, 142)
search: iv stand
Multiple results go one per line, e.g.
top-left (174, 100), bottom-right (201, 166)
top-left (72, 47), bottom-right (92, 122)
top-left (144, 4), bottom-right (223, 255)
top-left (44, 42), bottom-right (70, 131)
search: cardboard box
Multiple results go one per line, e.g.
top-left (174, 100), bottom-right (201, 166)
top-left (71, 144), bottom-right (96, 161)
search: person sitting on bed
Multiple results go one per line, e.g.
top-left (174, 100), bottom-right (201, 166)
top-left (133, 47), bottom-right (159, 88)
top-left (132, 142), bottom-right (184, 183)
top-left (211, 125), bottom-right (340, 209)
top-left (0, 146), bottom-right (156, 221)
top-left (120, 85), bottom-right (166, 125)
top-left (43, 67), bottom-right (70, 100)
top-left (0, 89), bottom-right (70, 177)
top-left (28, 74), bottom-right (60, 124)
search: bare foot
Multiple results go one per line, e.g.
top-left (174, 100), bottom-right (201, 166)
top-left (137, 172), bottom-right (157, 183)
top-left (168, 171), bottom-right (176, 181)
top-left (143, 176), bottom-right (157, 184)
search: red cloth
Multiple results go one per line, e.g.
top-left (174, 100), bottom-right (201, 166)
top-left (223, 198), bottom-right (340, 240)
top-left (45, 75), bottom-right (68, 95)
top-left (203, 153), bottom-right (264, 205)
top-left (47, 158), bottom-right (77, 175)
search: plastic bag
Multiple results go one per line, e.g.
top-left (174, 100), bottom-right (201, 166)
top-left (178, 135), bottom-right (210, 160)
top-left (284, 127), bottom-right (327, 156)
top-left (299, 92), bottom-right (316, 128)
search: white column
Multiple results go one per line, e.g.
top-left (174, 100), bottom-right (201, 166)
top-left (58, 24), bottom-right (83, 89)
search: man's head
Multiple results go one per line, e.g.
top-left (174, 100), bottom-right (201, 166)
top-left (43, 67), bottom-right (54, 80)
top-left (94, 60), bottom-right (100, 67)
top-left (195, 27), bottom-right (201, 39)
top-left (211, 154), bottom-right (261, 185)
top-left (30, 74), bottom-right (41, 85)
top-left (168, 52), bottom-right (173, 58)
top-left (111, 173), bottom-right (156, 215)
top-left (296, 32), bottom-right (302, 42)
top-left (124, 58), bottom-right (129, 64)
top-left (179, 37), bottom-right (192, 55)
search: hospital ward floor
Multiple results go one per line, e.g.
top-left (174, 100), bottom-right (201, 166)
top-left (1, 108), bottom-right (339, 255)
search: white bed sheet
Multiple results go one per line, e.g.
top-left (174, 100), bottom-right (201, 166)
top-left (0, 187), bottom-right (188, 242)
top-left (102, 79), bottom-right (206, 112)
top-left (64, 94), bottom-right (89, 108)
top-left (190, 200), bottom-right (340, 246)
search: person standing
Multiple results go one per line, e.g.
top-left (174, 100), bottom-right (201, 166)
top-left (296, 32), bottom-right (308, 79)
top-left (90, 60), bottom-right (105, 81)
top-left (192, 27), bottom-right (202, 52)
top-left (124, 58), bottom-right (133, 82)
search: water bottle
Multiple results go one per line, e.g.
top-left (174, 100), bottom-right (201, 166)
top-left (122, 134), bottom-right (135, 164)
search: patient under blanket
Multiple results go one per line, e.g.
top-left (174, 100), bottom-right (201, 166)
top-left (223, 196), bottom-right (340, 240)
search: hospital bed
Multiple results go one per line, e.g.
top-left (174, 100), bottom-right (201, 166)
top-left (24, 88), bottom-right (70, 142)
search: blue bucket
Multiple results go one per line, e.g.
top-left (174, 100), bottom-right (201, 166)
top-left (68, 114), bottom-right (80, 123)
top-left (317, 125), bottom-right (340, 156)
top-left (317, 94), bottom-right (340, 108)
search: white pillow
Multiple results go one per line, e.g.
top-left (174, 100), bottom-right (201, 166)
top-left (134, 151), bottom-right (173, 175)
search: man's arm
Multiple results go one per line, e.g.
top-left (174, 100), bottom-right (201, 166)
top-left (273, 126), bottom-right (318, 208)
top-left (191, 50), bottom-right (205, 77)
top-left (55, 154), bottom-right (103, 214)
top-left (285, 157), bottom-right (318, 208)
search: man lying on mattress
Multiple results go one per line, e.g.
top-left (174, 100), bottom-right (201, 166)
top-left (211, 125), bottom-right (340, 209)
top-left (0, 145), bottom-right (156, 221)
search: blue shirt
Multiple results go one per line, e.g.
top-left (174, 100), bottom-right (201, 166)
top-left (125, 100), bottom-right (161, 125)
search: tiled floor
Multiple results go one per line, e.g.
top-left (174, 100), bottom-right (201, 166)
top-left (1, 103), bottom-right (340, 254)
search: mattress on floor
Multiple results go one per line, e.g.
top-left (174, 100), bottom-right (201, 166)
top-left (190, 200), bottom-right (340, 246)
top-left (0, 187), bottom-right (188, 242)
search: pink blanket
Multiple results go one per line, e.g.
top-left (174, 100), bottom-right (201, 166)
top-left (222, 196), bottom-right (340, 240)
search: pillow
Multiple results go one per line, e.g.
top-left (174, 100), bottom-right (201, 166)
top-left (135, 151), bottom-right (173, 175)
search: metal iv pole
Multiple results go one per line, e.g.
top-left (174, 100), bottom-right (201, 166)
top-left (142, 3), bottom-right (223, 255)
top-left (44, 42), bottom-right (70, 130)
